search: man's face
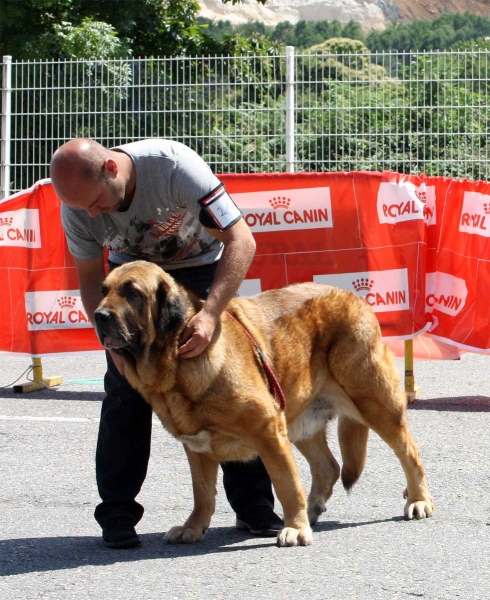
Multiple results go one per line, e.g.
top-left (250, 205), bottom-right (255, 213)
top-left (56, 172), bottom-right (126, 218)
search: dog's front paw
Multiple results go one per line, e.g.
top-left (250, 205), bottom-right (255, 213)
top-left (164, 525), bottom-right (207, 544)
top-left (404, 497), bottom-right (435, 520)
top-left (277, 526), bottom-right (313, 547)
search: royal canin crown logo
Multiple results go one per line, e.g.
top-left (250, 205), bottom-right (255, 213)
top-left (57, 296), bottom-right (77, 309)
top-left (484, 203), bottom-right (490, 215)
top-left (269, 196), bottom-right (291, 210)
top-left (0, 209), bottom-right (41, 247)
top-left (25, 290), bottom-right (91, 331)
top-left (414, 190), bottom-right (427, 204)
top-left (238, 186), bottom-right (332, 232)
top-left (352, 278), bottom-right (374, 292)
top-left (315, 268), bottom-right (409, 314)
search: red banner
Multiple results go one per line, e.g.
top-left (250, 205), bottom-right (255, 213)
top-left (1, 172), bottom-right (489, 358)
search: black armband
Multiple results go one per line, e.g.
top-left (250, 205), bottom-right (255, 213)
top-left (198, 183), bottom-right (242, 232)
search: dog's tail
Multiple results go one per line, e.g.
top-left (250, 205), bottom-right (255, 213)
top-left (338, 415), bottom-right (369, 491)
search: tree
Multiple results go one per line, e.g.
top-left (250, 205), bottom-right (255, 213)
top-left (294, 21), bottom-right (324, 48)
top-left (0, 0), bottom-right (278, 60)
top-left (341, 21), bottom-right (365, 42)
top-left (0, 0), bottom-right (73, 59)
top-left (53, 19), bottom-right (130, 59)
top-left (365, 12), bottom-right (490, 52)
top-left (272, 21), bottom-right (296, 46)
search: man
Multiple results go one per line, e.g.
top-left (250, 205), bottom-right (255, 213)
top-left (50, 138), bottom-right (282, 548)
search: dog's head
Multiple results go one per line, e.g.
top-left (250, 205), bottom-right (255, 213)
top-left (94, 261), bottom-right (188, 359)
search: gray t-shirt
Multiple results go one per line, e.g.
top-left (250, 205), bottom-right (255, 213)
top-left (61, 139), bottom-right (224, 269)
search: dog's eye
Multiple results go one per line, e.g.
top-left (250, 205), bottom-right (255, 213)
top-left (126, 287), bottom-right (142, 299)
top-left (122, 281), bottom-right (143, 300)
top-left (101, 285), bottom-right (108, 298)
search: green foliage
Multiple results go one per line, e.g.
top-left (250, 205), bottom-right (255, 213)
top-left (0, 0), bottom-right (282, 60)
top-left (53, 19), bottom-right (130, 59)
top-left (271, 21), bottom-right (296, 46)
top-left (9, 44), bottom-right (490, 184)
top-left (201, 12), bottom-right (490, 53)
top-left (0, 0), bottom-right (73, 58)
top-left (366, 12), bottom-right (490, 52)
top-left (203, 18), bottom-right (365, 49)
top-left (197, 17), bottom-right (234, 42)
top-left (289, 44), bottom-right (490, 178)
top-left (284, 19), bottom-right (365, 48)
top-left (450, 35), bottom-right (490, 51)
top-left (4, 2), bottom-right (490, 59)
top-left (307, 37), bottom-right (370, 55)
top-left (302, 38), bottom-right (387, 82)
top-left (93, 0), bottom-right (215, 58)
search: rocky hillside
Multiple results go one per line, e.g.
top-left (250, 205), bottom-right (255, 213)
top-left (198, 0), bottom-right (490, 31)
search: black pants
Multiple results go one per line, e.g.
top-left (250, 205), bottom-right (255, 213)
top-left (94, 261), bottom-right (274, 528)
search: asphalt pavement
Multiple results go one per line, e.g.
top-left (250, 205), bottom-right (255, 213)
top-left (1, 350), bottom-right (489, 600)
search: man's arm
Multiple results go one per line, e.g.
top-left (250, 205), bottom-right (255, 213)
top-left (73, 255), bottom-right (106, 324)
top-left (73, 255), bottom-right (126, 375)
top-left (178, 217), bottom-right (256, 358)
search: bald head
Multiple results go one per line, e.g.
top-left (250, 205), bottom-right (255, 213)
top-left (50, 138), bottom-right (134, 216)
top-left (50, 138), bottom-right (108, 186)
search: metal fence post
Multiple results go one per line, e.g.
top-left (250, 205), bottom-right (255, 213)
top-left (13, 357), bottom-right (63, 393)
top-left (1, 55), bottom-right (12, 200)
top-left (404, 339), bottom-right (420, 403)
top-left (285, 46), bottom-right (295, 174)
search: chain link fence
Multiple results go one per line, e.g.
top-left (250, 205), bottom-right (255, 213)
top-left (2, 48), bottom-right (490, 197)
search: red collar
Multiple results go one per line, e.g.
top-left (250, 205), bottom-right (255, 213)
top-left (225, 311), bottom-right (286, 410)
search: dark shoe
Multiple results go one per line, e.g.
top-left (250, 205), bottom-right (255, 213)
top-left (102, 516), bottom-right (141, 549)
top-left (236, 506), bottom-right (284, 537)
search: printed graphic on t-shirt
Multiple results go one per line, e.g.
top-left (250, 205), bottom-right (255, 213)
top-left (100, 210), bottom-right (215, 263)
top-left (147, 214), bottom-right (185, 238)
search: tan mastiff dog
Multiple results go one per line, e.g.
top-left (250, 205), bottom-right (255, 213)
top-left (94, 260), bottom-right (434, 547)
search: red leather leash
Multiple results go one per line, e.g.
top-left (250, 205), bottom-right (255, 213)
top-left (225, 311), bottom-right (286, 410)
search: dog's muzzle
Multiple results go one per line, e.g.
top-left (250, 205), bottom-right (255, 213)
top-left (94, 308), bottom-right (130, 350)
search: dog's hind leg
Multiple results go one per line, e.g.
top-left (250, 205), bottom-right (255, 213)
top-left (337, 415), bottom-right (369, 492)
top-left (365, 406), bottom-right (434, 520)
top-left (164, 447), bottom-right (220, 544)
top-left (294, 429), bottom-right (340, 526)
top-left (339, 365), bottom-right (434, 519)
top-left (329, 337), bottom-right (434, 520)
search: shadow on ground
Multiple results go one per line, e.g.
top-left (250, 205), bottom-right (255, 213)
top-left (0, 389), bottom-right (104, 402)
top-left (409, 395), bottom-right (490, 412)
top-left (0, 517), bottom-right (403, 576)
top-left (2, 389), bottom-right (489, 411)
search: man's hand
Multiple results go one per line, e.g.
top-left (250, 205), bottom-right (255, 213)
top-left (178, 311), bottom-right (218, 358)
top-left (109, 350), bottom-right (126, 376)
top-left (177, 217), bottom-right (256, 359)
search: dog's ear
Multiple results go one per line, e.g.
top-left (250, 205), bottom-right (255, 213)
top-left (155, 280), bottom-right (187, 335)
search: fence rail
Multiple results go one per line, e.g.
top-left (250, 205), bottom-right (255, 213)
top-left (2, 48), bottom-right (490, 197)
